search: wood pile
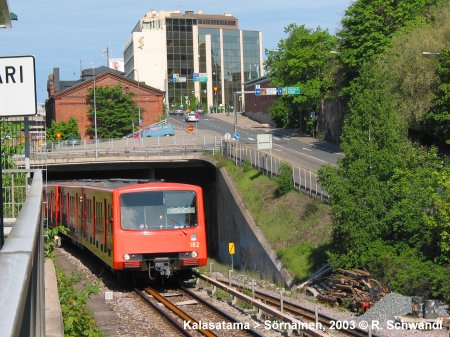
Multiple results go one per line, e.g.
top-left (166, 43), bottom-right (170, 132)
top-left (304, 269), bottom-right (389, 311)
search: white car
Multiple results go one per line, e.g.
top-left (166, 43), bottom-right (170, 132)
top-left (185, 112), bottom-right (199, 122)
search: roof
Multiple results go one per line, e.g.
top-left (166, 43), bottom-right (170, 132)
top-left (52, 70), bottom-right (165, 98)
top-left (243, 76), bottom-right (270, 87)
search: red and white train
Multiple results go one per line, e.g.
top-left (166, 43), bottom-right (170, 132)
top-left (45, 179), bottom-right (208, 280)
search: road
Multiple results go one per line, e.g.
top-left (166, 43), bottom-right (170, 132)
top-left (167, 113), bottom-right (343, 172)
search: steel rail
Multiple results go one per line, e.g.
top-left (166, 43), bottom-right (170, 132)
top-left (181, 287), bottom-right (265, 337)
top-left (211, 275), bottom-right (375, 337)
top-left (143, 287), bottom-right (219, 337)
top-left (135, 288), bottom-right (194, 337)
top-left (192, 272), bottom-right (329, 337)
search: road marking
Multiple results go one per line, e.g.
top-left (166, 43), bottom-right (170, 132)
top-left (302, 147), bottom-right (312, 152)
top-left (274, 137), bottom-right (281, 141)
top-left (248, 137), bottom-right (255, 141)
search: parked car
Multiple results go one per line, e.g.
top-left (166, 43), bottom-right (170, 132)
top-left (64, 137), bottom-right (81, 146)
top-left (141, 123), bottom-right (175, 137)
top-left (169, 108), bottom-right (184, 116)
top-left (185, 112), bottom-right (199, 122)
top-left (125, 123), bottom-right (175, 138)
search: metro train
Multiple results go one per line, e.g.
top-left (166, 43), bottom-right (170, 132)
top-left (45, 179), bottom-right (208, 281)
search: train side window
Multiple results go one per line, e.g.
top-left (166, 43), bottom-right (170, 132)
top-left (95, 201), bottom-right (103, 230)
top-left (107, 203), bottom-right (112, 233)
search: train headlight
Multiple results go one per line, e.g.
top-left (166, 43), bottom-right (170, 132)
top-left (191, 251), bottom-right (198, 258)
top-left (123, 253), bottom-right (130, 261)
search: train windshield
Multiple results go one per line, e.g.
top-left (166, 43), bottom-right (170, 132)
top-left (120, 190), bottom-right (198, 230)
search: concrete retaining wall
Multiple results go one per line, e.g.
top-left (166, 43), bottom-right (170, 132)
top-left (214, 167), bottom-right (294, 287)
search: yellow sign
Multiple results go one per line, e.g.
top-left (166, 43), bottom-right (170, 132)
top-left (228, 242), bottom-right (235, 255)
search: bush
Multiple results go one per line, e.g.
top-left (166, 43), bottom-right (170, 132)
top-left (277, 163), bottom-right (294, 195)
top-left (359, 241), bottom-right (449, 301)
top-left (57, 269), bottom-right (103, 337)
top-left (242, 159), bottom-right (252, 172)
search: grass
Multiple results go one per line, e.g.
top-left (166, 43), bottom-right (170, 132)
top-left (214, 154), bottom-right (332, 282)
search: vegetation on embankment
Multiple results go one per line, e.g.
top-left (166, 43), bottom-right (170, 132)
top-left (44, 227), bottom-right (103, 337)
top-left (214, 155), bottom-right (332, 282)
top-left (317, 1), bottom-right (450, 301)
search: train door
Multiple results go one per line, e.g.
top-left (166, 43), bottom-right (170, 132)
top-left (106, 201), bottom-right (113, 260)
top-left (103, 199), bottom-right (107, 254)
top-left (81, 191), bottom-right (87, 241)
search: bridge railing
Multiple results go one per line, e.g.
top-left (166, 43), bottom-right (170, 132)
top-left (27, 135), bottom-right (328, 200)
top-left (29, 135), bottom-right (223, 162)
top-left (0, 170), bottom-right (45, 337)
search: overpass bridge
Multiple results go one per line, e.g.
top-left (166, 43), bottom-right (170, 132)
top-left (1, 133), bottom-right (328, 337)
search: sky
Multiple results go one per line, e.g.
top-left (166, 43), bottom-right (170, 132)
top-left (1, 0), bottom-right (352, 103)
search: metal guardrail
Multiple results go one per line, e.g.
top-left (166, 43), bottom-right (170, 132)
top-left (0, 170), bottom-right (44, 337)
top-left (222, 141), bottom-right (329, 201)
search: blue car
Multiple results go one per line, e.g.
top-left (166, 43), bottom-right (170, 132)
top-left (140, 123), bottom-right (175, 137)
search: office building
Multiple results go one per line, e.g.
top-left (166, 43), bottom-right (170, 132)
top-left (124, 10), bottom-right (263, 112)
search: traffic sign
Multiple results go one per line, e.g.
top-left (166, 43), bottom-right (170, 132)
top-left (286, 87), bottom-right (300, 95)
top-left (228, 242), bottom-right (235, 255)
top-left (233, 133), bottom-right (240, 140)
top-left (187, 125), bottom-right (194, 132)
top-left (257, 134), bottom-right (272, 150)
top-left (255, 88), bottom-right (261, 96)
top-left (193, 72), bottom-right (199, 81)
top-left (224, 133), bottom-right (231, 141)
top-left (277, 87), bottom-right (283, 95)
top-left (0, 55), bottom-right (37, 116)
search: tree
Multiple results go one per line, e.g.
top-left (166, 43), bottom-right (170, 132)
top-left (337, 0), bottom-right (441, 93)
top-left (318, 60), bottom-right (449, 299)
top-left (424, 48), bottom-right (450, 150)
top-left (86, 85), bottom-right (139, 138)
top-left (265, 24), bottom-right (337, 130)
top-left (46, 118), bottom-right (80, 142)
top-left (319, 63), bottom-right (407, 267)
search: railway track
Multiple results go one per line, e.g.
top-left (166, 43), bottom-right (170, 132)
top-left (135, 286), bottom-right (265, 337)
top-left (194, 272), bottom-right (378, 337)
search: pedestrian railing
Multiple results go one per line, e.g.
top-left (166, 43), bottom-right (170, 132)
top-left (0, 170), bottom-right (45, 337)
top-left (222, 141), bottom-right (329, 201)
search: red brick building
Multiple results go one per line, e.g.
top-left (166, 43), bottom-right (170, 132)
top-left (243, 77), bottom-right (277, 127)
top-left (46, 67), bottom-right (165, 139)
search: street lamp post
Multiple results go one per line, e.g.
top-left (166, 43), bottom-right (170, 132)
top-left (131, 68), bottom-right (142, 128)
top-left (92, 65), bottom-right (98, 159)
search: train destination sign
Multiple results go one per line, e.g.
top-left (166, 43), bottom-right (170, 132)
top-left (0, 55), bottom-right (37, 116)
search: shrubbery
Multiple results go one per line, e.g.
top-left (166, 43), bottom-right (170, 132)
top-left (276, 163), bottom-right (294, 195)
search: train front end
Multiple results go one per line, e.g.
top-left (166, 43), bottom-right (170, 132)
top-left (113, 184), bottom-right (207, 280)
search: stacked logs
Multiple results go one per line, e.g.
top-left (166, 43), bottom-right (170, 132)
top-left (305, 269), bottom-right (389, 311)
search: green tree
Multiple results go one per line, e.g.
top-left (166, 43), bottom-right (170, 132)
top-left (265, 24), bottom-right (337, 130)
top-left (319, 59), bottom-right (449, 299)
top-left (337, 0), bottom-right (441, 93)
top-left (424, 48), bottom-right (450, 149)
top-left (46, 118), bottom-right (80, 142)
top-left (86, 85), bottom-right (139, 138)
top-left (319, 63), bottom-right (407, 267)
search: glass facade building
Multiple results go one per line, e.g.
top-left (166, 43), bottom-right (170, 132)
top-left (124, 10), bottom-right (263, 112)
